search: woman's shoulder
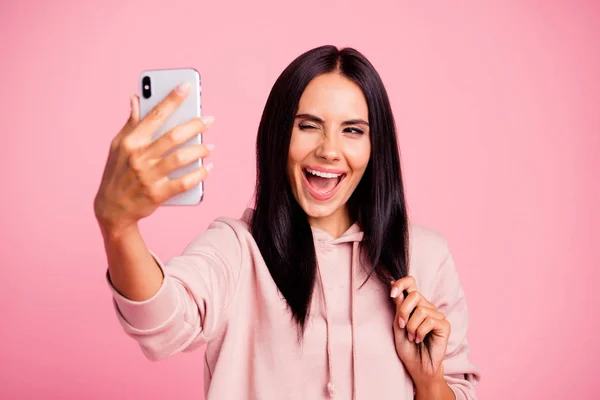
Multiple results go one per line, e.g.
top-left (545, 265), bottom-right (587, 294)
top-left (408, 223), bottom-right (450, 257)
top-left (207, 208), bottom-right (254, 239)
top-left (197, 209), bottom-right (254, 245)
top-left (176, 209), bottom-right (254, 259)
top-left (406, 223), bottom-right (454, 291)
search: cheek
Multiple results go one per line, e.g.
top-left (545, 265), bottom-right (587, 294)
top-left (345, 139), bottom-right (371, 173)
top-left (287, 134), bottom-right (299, 173)
top-left (288, 131), bottom-right (317, 166)
top-left (287, 133), bottom-right (307, 184)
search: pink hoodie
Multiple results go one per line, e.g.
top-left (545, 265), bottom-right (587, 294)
top-left (107, 209), bottom-right (480, 399)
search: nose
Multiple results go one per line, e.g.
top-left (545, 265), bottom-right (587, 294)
top-left (315, 132), bottom-right (341, 162)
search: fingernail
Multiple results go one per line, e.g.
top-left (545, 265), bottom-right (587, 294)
top-left (202, 115), bottom-right (215, 125)
top-left (206, 144), bottom-right (216, 151)
top-left (205, 162), bottom-right (214, 172)
top-left (415, 336), bottom-right (421, 344)
top-left (408, 332), bottom-right (414, 342)
top-left (176, 83), bottom-right (190, 95)
top-left (390, 287), bottom-right (399, 298)
top-left (398, 317), bottom-right (406, 329)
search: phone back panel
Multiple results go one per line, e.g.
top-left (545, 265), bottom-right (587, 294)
top-left (139, 68), bottom-right (203, 206)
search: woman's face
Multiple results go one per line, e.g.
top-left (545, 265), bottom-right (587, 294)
top-left (287, 73), bottom-right (371, 231)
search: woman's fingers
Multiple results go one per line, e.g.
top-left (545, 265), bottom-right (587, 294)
top-left (143, 116), bottom-right (214, 160)
top-left (390, 276), bottom-right (417, 303)
top-left (403, 305), bottom-right (445, 342)
top-left (396, 291), bottom-right (427, 329)
top-left (109, 94), bottom-right (141, 153)
top-left (390, 279), bottom-right (450, 345)
top-left (117, 84), bottom-right (193, 164)
top-left (150, 143), bottom-right (214, 180)
top-left (137, 143), bottom-right (214, 204)
top-left (135, 83), bottom-right (191, 138)
top-left (159, 163), bottom-right (214, 203)
top-left (415, 316), bottom-right (450, 344)
top-left (140, 162), bottom-right (213, 206)
top-left (129, 93), bottom-right (140, 125)
top-left (390, 278), bottom-right (438, 332)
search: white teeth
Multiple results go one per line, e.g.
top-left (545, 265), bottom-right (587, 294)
top-left (306, 168), bottom-right (342, 178)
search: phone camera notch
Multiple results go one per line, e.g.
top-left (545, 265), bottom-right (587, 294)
top-left (142, 76), bottom-right (152, 99)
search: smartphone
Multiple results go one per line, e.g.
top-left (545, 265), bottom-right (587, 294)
top-left (139, 68), bottom-right (203, 206)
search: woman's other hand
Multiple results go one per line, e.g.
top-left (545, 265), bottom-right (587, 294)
top-left (390, 276), bottom-right (451, 390)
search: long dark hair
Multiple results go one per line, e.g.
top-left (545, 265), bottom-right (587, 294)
top-left (251, 44), bottom-right (415, 344)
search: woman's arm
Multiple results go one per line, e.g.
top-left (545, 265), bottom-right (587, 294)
top-left (430, 251), bottom-right (481, 400)
top-left (392, 230), bottom-right (481, 400)
top-left (415, 377), bottom-right (456, 400)
top-left (101, 223), bottom-right (164, 301)
top-left (104, 219), bottom-right (244, 361)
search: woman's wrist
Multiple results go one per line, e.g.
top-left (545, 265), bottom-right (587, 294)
top-left (98, 217), bottom-right (139, 242)
top-left (414, 375), bottom-right (455, 400)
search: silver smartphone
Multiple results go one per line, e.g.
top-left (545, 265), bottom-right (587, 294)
top-left (139, 68), bottom-right (204, 206)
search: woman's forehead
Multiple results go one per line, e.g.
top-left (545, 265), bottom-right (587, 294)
top-left (297, 74), bottom-right (369, 121)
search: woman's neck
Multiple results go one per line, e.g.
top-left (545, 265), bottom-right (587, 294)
top-left (307, 206), bottom-right (353, 239)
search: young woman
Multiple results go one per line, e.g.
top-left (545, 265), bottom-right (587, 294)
top-left (94, 45), bottom-right (480, 399)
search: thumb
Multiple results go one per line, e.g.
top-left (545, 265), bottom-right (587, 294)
top-left (128, 94), bottom-right (140, 125)
top-left (394, 303), bottom-right (408, 336)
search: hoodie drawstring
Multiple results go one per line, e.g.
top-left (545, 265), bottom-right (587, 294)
top-left (317, 264), bottom-right (337, 397)
top-left (350, 241), bottom-right (359, 400)
top-left (317, 240), bottom-right (360, 399)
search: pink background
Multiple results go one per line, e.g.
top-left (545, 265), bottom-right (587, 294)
top-left (1, 0), bottom-right (598, 398)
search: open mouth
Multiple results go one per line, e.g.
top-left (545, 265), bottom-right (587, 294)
top-left (302, 167), bottom-right (347, 200)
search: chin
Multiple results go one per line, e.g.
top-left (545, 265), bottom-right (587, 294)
top-left (299, 201), bottom-right (343, 219)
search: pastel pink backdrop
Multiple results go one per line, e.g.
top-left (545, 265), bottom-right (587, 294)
top-left (1, 0), bottom-right (598, 398)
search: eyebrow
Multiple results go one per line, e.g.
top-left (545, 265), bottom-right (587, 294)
top-left (295, 113), bottom-right (369, 127)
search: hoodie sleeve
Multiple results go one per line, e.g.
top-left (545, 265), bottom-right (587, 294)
top-left (106, 219), bottom-right (243, 361)
top-left (429, 249), bottom-right (481, 400)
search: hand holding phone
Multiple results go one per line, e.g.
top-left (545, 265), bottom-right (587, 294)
top-left (139, 68), bottom-right (205, 206)
top-left (93, 70), bottom-right (214, 236)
